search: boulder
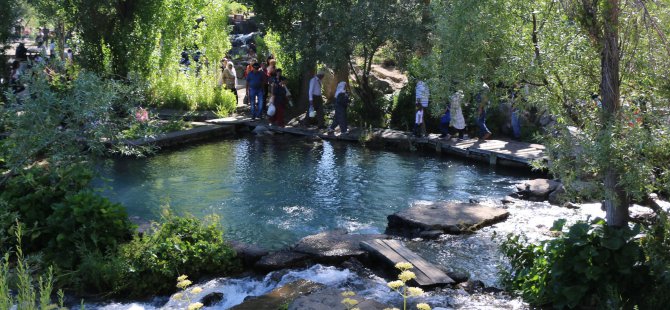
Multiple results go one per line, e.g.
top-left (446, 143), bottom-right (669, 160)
top-left (288, 288), bottom-right (389, 310)
top-left (386, 201), bottom-right (510, 237)
top-left (231, 280), bottom-right (325, 310)
top-left (515, 179), bottom-right (561, 201)
top-left (255, 251), bottom-right (311, 272)
top-left (548, 183), bottom-right (567, 205)
top-left (200, 292), bottom-right (224, 307)
top-left (293, 230), bottom-right (388, 263)
top-left (372, 78), bottom-right (393, 94)
top-left (629, 204), bottom-right (656, 225)
top-left (446, 270), bottom-right (470, 284)
top-left (230, 241), bottom-right (269, 268)
top-left (648, 193), bottom-right (670, 213)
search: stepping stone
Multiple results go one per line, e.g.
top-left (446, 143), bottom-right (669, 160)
top-left (289, 288), bottom-right (389, 310)
top-left (360, 239), bottom-right (454, 287)
top-left (386, 201), bottom-right (509, 237)
top-left (293, 230), bottom-right (388, 262)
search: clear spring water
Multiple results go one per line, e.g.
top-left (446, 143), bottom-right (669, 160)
top-left (99, 135), bottom-right (530, 250)
top-left (93, 135), bottom-right (605, 309)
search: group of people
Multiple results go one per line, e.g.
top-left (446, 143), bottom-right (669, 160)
top-left (243, 57), bottom-right (290, 127)
top-left (413, 80), bottom-right (496, 141)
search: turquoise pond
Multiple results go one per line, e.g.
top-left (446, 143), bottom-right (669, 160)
top-left (99, 135), bottom-right (530, 250)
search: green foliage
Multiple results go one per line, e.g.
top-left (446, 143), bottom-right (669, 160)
top-left (116, 212), bottom-right (239, 296)
top-left (46, 190), bottom-right (134, 269)
top-left (0, 0), bottom-right (21, 45)
top-left (0, 225), bottom-right (66, 310)
top-left (639, 212), bottom-right (670, 308)
top-left (147, 69), bottom-right (237, 112)
top-left (390, 80), bottom-right (418, 132)
top-left (500, 219), bottom-right (648, 308)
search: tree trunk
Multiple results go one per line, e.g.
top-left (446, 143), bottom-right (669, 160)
top-left (600, 0), bottom-right (628, 227)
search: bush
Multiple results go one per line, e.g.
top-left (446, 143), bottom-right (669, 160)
top-left (116, 213), bottom-right (240, 297)
top-left (147, 69), bottom-right (237, 113)
top-left (500, 219), bottom-right (649, 309)
top-left (46, 190), bottom-right (134, 269)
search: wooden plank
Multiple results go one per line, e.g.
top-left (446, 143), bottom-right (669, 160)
top-left (361, 239), bottom-right (454, 287)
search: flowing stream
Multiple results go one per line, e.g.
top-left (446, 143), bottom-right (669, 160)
top-left (93, 135), bottom-right (604, 309)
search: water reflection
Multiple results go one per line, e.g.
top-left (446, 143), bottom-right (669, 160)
top-left (100, 136), bottom-right (530, 250)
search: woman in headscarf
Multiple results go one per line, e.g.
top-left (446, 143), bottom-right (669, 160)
top-left (450, 90), bottom-right (467, 140)
top-left (328, 81), bottom-right (350, 134)
top-left (269, 76), bottom-right (288, 127)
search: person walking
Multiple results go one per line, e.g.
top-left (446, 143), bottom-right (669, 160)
top-left (306, 70), bottom-right (326, 128)
top-left (246, 62), bottom-right (266, 120)
top-left (415, 80), bottom-right (429, 136)
top-left (328, 81), bottom-right (350, 134)
top-left (476, 82), bottom-right (492, 140)
top-left (450, 90), bottom-right (467, 140)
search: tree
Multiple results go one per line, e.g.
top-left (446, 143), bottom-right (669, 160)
top-left (0, 0), bottom-right (22, 47)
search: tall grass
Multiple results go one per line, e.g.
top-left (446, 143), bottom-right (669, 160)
top-left (1, 224), bottom-right (66, 310)
top-left (147, 67), bottom-right (237, 114)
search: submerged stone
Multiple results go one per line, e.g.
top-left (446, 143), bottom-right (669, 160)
top-left (386, 201), bottom-right (510, 237)
top-left (231, 279), bottom-right (324, 310)
top-left (288, 288), bottom-right (389, 310)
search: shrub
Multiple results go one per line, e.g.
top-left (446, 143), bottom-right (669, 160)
top-left (500, 219), bottom-right (649, 309)
top-left (117, 213), bottom-right (240, 296)
top-left (147, 69), bottom-right (237, 113)
top-left (46, 190), bottom-right (134, 269)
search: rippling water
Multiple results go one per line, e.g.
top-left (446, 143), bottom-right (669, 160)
top-left (100, 135), bottom-right (530, 249)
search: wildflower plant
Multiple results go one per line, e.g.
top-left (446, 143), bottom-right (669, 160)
top-left (340, 291), bottom-right (360, 310)
top-left (384, 262), bottom-right (431, 310)
top-left (172, 275), bottom-right (204, 310)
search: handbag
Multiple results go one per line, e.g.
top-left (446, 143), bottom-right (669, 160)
top-left (267, 103), bottom-right (276, 117)
top-left (308, 105), bottom-right (316, 118)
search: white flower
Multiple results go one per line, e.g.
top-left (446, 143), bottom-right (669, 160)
top-left (407, 286), bottom-right (424, 297)
top-left (398, 270), bottom-right (416, 282)
top-left (190, 287), bottom-right (203, 294)
top-left (387, 280), bottom-right (404, 290)
top-left (395, 262), bottom-right (413, 271)
top-left (187, 302), bottom-right (204, 310)
top-left (416, 303), bottom-right (431, 310)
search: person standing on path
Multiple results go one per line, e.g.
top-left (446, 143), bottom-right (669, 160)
top-left (223, 63), bottom-right (238, 105)
top-left (450, 90), bottom-right (467, 140)
top-left (414, 104), bottom-right (425, 137)
top-left (269, 76), bottom-right (289, 127)
top-left (328, 81), bottom-right (350, 134)
top-left (415, 80), bottom-right (430, 135)
top-left (306, 71), bottom-right (326, 128)
top-left (439, 106), bottom-right (451, 138)
top-left (246, 62), bottom-right (266, 120)
top-left (475, 81), bottom-right (492, 140)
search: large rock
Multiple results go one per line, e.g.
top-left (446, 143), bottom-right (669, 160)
top-left (255, 251), bottom-right (311, 272)
top-left (386, 201), bottom-right (509, 237)
top-left (288, 288), bottom-right (389, 310)
top-left (200, 292), bottom-right (224, 307)
top-left (230, 241), bottom-right (269, 268)
top-left (293, 230), bottom-right (388, 263)
top-left (548, 183), bottom-right (567, 205)
top-left (515, 179), bottom-right (561, 201)
top-left (231, 280), bottom-right (324, 310)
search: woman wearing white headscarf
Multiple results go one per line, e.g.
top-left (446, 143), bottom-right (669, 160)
top-left (329, 81), bottom-right (350, 134)
top-left (450, 90), bottom-right (467, 140)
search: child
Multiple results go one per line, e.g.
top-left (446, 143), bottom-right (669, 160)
top-left (414, 104), bottom-right (425, 137)
top-left (439, 107), bottom-right (451, 138)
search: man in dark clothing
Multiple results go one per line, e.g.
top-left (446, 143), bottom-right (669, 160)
top-left (15, 43), bottom-right (28, 61)
top-left (246, 62), bottom-right (266, 120)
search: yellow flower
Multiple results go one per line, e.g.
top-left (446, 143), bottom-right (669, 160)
top-left (191, 287), bottom-right (203, 294)
top-left (341, 297), bottom-right (359, 307)
top-left (177, 275), bottom-right (188, 282)
top-left (384, 308), bottom-right (401, 310)
top-left (407, 286), bottom-right (424, 297)
top-left (187, 302), bottom-right (204, 310)
top-left (177, 279), bottom-right (192, 289)
top-left (395, 262), bottom-right (413, 271)
top-left (341, 291), bottom-right (356, 297)
top-left (172, 293), bottom-right (183, 300)
top-left (416, 303), bottom-right (431, 310)
top-left (387, 280), bottom-right (404, 290)
top-left (398, 271), bottom-right (416, 282)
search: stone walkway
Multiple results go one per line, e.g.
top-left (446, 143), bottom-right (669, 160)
top-left (206, 116), bottom-right (547, 168)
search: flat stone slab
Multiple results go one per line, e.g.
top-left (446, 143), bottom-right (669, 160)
top-left (386, 201), bottom-right (509, 236)
top-left (231, 279), bottom-right (324, 310)
top-left (255, 251), bottom-right (311, 272)
top-left (293, 230), bottom-right (388, 261)
top-left (289, 288), bottom-right (389, 310)
top-left (361, 239), bottom-right (454, 287)
top-left (122, 123), bottom-right (234, 148)
top-left (515, 179), bottom-right (561, 201)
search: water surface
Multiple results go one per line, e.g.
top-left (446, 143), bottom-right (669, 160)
top-left (101, 135), bottom-right (528, 249)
